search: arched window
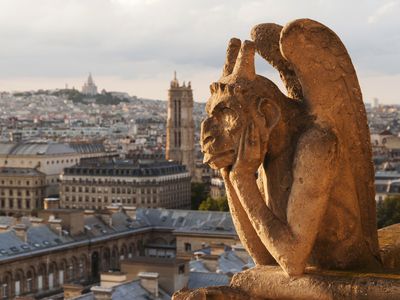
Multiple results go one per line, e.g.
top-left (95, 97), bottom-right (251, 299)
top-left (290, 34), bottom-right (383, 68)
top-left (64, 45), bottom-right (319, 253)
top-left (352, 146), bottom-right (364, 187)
top-left (102, 248), bottom-right (111, 272)
top-left (1, 273), bottom-right (12, 299)
top-left (26, 267), bottom-right (35, 293)
top-left (48, 262), bottom-right (57, 289)
top-left (120, 244), bottom-right (128, 261)
top-left (79, 254), bottom-right (88, 279)
top-left (37, 264), bottom-right (46, 292)
top-left (59, 260), bottom-right (67, 285)
top-left (111, 246), bottom-right (119, 270)
top-left (14, 269), bottom-right (24, 296)
top-left (70, 257), bottom-right (78, 281)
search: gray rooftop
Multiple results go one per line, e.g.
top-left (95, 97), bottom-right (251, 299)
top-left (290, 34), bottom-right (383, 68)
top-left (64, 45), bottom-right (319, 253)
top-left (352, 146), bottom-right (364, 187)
top-left (187, 272), bottom-right (230, 289)
top-left (0, 141), bottom-right (105, 156)
top-left (0, 208), bottom-right (235, 262)
top-left (73, 280), bottom-right (170, 300)
top-left (0, 167), bottom-right (45, 177)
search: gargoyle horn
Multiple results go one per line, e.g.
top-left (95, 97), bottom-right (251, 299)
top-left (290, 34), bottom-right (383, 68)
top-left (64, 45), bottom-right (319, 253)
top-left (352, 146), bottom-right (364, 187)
top-left (231, 40), bottom-right (256, 81)
top-left (222, 38), bottom-right (241, 77)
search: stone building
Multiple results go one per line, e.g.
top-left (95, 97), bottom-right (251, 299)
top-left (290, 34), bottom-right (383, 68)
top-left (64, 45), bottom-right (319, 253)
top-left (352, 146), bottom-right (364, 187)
top-left (0, 168), bottom-right (46, 216)
top-left (166, 72), bottom-right (195, 177)
top-left (0, 141), bottom-right (108, 197)
top-left (59, 158), bottom-right (191, 210)
top-left (0, 207), bottom-right (238, 299)
top-left (81, 73), bottom-right (98, 96)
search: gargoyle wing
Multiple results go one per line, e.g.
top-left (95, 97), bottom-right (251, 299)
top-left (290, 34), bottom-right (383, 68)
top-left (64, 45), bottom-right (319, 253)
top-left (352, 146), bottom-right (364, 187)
top-left (278, 19), bottom-right (379, 259)
top-left (251, 23), bottom-right (303, 99)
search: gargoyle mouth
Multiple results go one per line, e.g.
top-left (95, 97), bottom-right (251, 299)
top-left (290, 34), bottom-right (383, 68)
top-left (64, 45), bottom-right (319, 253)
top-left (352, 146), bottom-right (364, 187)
top-left (203, 149), bottom-right (235, 164)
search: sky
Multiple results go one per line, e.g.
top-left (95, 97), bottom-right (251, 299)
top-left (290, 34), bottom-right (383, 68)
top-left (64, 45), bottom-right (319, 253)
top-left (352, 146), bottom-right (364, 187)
top-left (0, 0), bottom-right (399, 104)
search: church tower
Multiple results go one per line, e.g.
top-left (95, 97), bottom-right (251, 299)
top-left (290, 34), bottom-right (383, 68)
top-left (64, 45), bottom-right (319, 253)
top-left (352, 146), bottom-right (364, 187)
top-left (82, 73), bottom-right (98, 96)
top-left (166, 72), bottom-right (195, 177)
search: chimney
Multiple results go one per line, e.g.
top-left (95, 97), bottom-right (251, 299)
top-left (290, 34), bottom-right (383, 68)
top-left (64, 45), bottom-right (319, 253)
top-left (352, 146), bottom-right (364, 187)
top-left (91, 286), bottom-right (113, 300)
top-left (123, 206), bottom-right (136, 220)
top-left (44, 197), bottom-right (60, 210)
top-left (13, 224), bottom-right (28, 242)
top-left (138, 272), bottom-right (159, 298)
top-left (48, 216), bottom-right (62, 236)
top-left (29, 217), bottom-right (44, 227)
top-left (63, 284), bottom-right (84, 300)
top-left (84, 210), bottom-right (95, 216)
top-left (0, 224), bottom-right (9, 233)
top-left (100, 272), bottom-right (127, 288)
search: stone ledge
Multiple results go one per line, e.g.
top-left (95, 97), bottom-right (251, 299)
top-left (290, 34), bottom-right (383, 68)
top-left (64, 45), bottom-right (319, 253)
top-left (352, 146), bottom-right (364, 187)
top-left (230, 265), bottom-right (400, 300)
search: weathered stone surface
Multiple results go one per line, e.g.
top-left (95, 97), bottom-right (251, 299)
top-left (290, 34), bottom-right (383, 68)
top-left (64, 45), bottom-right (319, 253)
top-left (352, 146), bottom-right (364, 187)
top-left (230, 266), bottom-right (400, 300)
top-left (379, 224), bottom-right (400, 269)
top-left (200, 18), bottom-right (381, 276)
top-left (172, 286), bottom-right (259, 300)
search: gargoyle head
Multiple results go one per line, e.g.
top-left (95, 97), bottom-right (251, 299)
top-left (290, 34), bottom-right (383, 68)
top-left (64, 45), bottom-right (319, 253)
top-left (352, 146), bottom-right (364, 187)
top-left (201, 38), bottom-right (282, 170)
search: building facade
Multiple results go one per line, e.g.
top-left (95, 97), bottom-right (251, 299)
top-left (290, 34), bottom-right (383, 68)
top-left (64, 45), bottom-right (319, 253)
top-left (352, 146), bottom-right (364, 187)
top-left (0, 207), bottom-right (238, 299)
top-left (166, 72), bottom-right (195, 177)
top-left (0, 141), bottom-right (108, 197)
top-left (60, 159), bottom-right (191, 210)
top-left (0, 168), bottom-right (46, 215)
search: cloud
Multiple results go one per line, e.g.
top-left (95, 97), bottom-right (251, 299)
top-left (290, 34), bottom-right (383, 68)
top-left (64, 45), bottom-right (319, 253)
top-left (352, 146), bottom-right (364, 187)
top-left (0, 0), bottom-right (398, 103)
top-left (368, 1), bottom-right (398, 24)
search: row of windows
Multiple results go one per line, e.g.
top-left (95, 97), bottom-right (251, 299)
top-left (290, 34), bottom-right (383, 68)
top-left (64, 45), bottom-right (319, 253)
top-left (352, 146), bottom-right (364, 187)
top-left (0, 189), bottom-right (42, 197)
top-left (0, 180), bottom-right (44, 186)
top-left (63, 184), bottom-right (189, 194)
top-left (46, 158), bottom-right (79, 165)
top-left (0, 198), bottom-right (39, 209)
top-left (63, 196), bottom-right (159, 205)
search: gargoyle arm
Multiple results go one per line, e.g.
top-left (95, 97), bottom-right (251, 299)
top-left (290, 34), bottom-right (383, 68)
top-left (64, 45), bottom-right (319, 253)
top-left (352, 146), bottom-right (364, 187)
top-left (222, 170), bottom-right (276, 265)
top-left (230, 126), bottom-right (338, 275)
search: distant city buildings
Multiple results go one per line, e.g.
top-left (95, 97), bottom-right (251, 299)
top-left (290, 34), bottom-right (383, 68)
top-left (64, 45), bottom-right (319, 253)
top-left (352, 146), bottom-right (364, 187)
top-left (166, 72), bottom-right (195, 178)
top-left (60, 157), bottom-right (191, 210)
top-left (0, 207), bottom-right (240, 299)
top-left (81, 73), bottom-right (98, 96)
top-left (0, 167), bottom-right (46, 215)
top-left (0, 141), bottom-right (108, 199)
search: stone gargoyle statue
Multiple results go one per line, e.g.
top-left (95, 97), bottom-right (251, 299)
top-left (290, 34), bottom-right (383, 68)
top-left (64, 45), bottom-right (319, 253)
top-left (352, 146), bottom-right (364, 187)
top-left (173, 18), bottom-right (398, 300)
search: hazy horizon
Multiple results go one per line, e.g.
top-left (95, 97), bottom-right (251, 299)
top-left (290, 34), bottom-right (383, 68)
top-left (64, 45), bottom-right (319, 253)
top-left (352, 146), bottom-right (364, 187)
top-left (0, 0), bottom-right (399, 104)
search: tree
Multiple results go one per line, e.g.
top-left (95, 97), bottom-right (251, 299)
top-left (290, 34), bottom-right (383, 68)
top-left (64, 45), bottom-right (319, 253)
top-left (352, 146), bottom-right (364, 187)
top-left (199, 196), bottom-right (229, 212)
top-left (191, 182), bottom-right (207, 210)
top-left (377, 195), bottom-right (400, 228)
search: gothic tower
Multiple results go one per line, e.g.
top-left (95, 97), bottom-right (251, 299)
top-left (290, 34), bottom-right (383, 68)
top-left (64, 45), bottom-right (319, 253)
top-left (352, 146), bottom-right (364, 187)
top-left (166, 72), bottom-right (195, 177)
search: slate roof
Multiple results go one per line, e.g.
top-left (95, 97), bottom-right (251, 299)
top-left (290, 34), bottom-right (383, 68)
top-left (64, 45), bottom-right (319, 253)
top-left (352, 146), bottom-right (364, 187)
top-left (0, 208), bottom-right (235, 262)
top-left (137, 209), bottom-right (236, 235)
top-left (187, 272), bottom-right (230, 289)
top-left (0, 141), bottom-right (105, 156)
top-left (73, 280), bottom-right (170, 300)
top-left (0, 167), bottom-right (45, 177)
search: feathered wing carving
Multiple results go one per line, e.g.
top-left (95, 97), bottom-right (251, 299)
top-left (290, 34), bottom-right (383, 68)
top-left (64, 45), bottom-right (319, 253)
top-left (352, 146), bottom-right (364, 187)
top-left (251, 23), bottom-right (303, 99)
top-left (277, 19), bottom-right (379, 259)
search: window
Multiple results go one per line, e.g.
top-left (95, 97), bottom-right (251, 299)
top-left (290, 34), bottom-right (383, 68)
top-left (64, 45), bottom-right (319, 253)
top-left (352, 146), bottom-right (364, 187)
top-left (184, 243), bottom-right (191, 252)
top-left (178, 264), bottom-right (185, 274)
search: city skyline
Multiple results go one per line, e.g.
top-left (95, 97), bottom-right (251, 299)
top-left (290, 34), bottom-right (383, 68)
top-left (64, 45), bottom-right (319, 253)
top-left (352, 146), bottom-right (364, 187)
top-left (0, 0), bottom-right (399, 104)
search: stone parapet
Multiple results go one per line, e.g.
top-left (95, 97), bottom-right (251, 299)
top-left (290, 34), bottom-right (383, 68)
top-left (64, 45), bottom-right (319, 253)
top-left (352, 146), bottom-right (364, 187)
top-left (173, 266), bottom-right (400, 300)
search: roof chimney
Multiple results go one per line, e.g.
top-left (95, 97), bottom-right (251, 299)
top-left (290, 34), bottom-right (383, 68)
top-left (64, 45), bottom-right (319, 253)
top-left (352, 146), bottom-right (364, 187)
top-left (138, 272), bottom-right (159, 298)
top-left (44, 197), bottom-right (60, 210)
top-left (0, 224), bottom-right (9, 233)
top-left (48, 216), bottom-right (62, 236)
top-left (91, 286), bottom-right (113, 300)
top-left (13, 224), bottom-right (28, 242)
top-left (29, 217), bottom-right (44, 227)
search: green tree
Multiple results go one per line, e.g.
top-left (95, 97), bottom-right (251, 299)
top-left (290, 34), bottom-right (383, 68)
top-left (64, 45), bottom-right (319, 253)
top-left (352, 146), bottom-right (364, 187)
top-left (191, 182), bottom-right (207, 210)
top-left (199, 196), bottom-right (229, 212)
top-left (377, 195), bottom-right (400, 228)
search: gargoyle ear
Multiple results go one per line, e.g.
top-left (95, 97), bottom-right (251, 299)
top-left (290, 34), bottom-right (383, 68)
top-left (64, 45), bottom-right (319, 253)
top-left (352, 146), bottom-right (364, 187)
top-left (257, 98), bottom-right (281, 130)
